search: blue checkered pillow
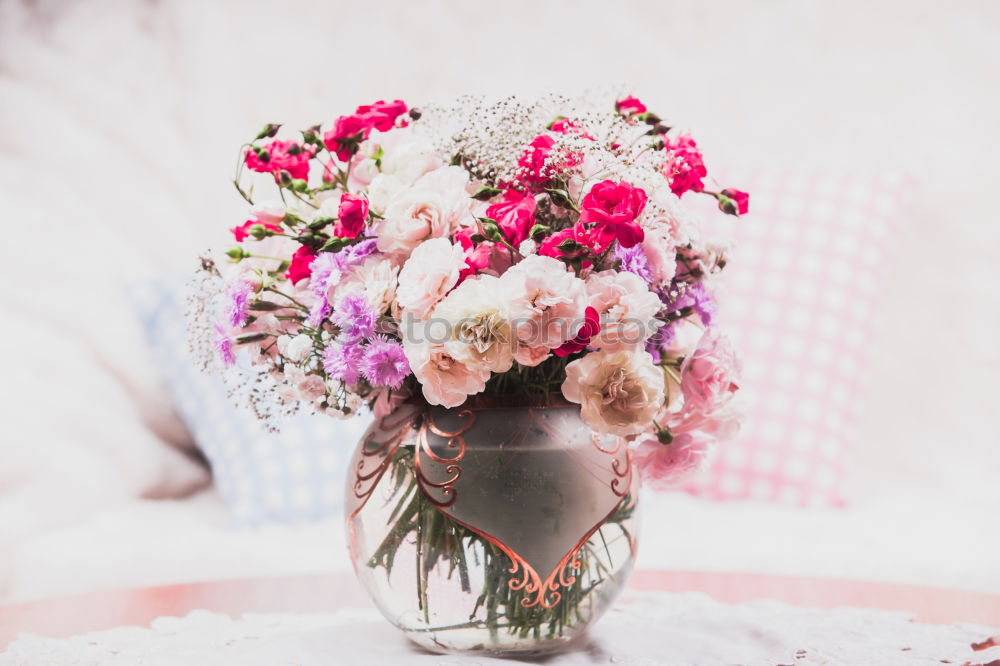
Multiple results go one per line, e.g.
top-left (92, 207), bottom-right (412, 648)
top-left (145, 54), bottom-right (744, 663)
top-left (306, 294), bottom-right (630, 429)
top-left (129, 280), bottom-right (370, 526)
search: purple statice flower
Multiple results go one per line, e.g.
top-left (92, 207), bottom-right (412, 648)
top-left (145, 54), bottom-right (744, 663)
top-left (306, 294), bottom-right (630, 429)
top-left (306, 253), bottom-right (342, 327)
top-left (225, 281), bottom-right (253, 327)
top-left (360, 335), bottom-right (410, 389)
top-left (322, 341), bottom-right (364, 385)
top-left (614, 243), bottom-right (654, 283)
top-left (645, 322), bottom-right (676, 363)
top-left (331, 290), bottom-right (376, 342)
top-left (659, 280), bottom-right (716, 327)
top-left (213, 324), bottom-right (236, 367)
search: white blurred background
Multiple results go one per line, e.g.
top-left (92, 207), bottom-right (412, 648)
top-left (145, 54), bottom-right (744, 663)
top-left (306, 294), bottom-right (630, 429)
top-left (0, 0), bottom-right (997, 603)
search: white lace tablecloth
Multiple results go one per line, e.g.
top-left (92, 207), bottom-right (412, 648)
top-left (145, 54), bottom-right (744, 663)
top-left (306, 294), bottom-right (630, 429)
top-left (3, 591), bottom-right (998, 665)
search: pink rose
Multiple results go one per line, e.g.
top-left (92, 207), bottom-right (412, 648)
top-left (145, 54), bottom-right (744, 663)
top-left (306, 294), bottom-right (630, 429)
top-left (244, 139), bottom-right (315, 181)
top-left (334, 193), bottom-right (369, 239)
top-left (324, 114), bottom-right (367, 162)
top-left (550, 117), bottom-right (594, 140)
top-left (720, 188), bottom-right (749, 216)
top-left (355, 99), bottom-right (408, 132)
top-left (517, 134), bottom-right (582, 189)
top-left (538, 223), bottom-right (606, 268)
top-left (455, 227), bottom-right (512, 281)
top-left (615, 95), bottom-right (647, 118)
top-left (231, 219), bottom-right (282, 242)
top-left (680, 328), bottom-right (741, 415)
top-left (579, 180), bottom-right (648, 249)
top-left (485, 189), bottom-right (536, 246)
top-left (286, 246), bottom-right (317, 285)
top-left (553, 306), bottom-right (600, 357)
top-left (632, 430), bottom-right (710, 490)
top-left (662, 134), bottom-right (707, 196)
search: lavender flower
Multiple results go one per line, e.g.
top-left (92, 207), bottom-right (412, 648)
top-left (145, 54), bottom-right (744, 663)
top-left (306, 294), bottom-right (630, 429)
top-left (213, 324), bottom-right (236, 367)
top-left (306, 253), bottom-right (342, 327)
top-left (322, 341), bottom-right (365, 385)
top-left (614, 243), bottom-right (654, 283)
top-left (331, 291), bottom-right (376, 342)
top-left (660, 280), bottom-right (716, 327)
top-left (361, 335), bottom-right (410, 389)
top-left (225, 281), bottom-right (253, 327)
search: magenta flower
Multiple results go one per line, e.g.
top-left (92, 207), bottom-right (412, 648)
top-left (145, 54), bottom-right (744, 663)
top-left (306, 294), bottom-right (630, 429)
top-left (331, 291), bottom-right (376, 342)
top-left (360, 335), bottom-right (410, 389)
top-left (213, 324), bottom-right (236, 367)
top-left (225, 281), bottom-right (253, 328)
top-left (322, 341), bottom-right (364, 386)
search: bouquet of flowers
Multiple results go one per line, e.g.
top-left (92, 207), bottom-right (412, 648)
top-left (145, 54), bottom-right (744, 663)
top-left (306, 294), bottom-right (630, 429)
top-left (190, 93), bottom-right (745, 489)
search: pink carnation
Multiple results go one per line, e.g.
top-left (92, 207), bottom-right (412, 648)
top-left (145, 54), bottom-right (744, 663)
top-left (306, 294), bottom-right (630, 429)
top-left (244, 140), bottom-right (315, 181)
top-left (579, 180), bottom-right (648, 249)
top-left (538, 223), bottom-right (607, 267)
top-left (633, 430), bottom-right (710, 490)
top-left (662, 134), bottom-right (707, 196)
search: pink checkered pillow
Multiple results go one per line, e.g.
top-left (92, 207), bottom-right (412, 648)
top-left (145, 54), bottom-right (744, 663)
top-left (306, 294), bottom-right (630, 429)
top-left (682, 169), bottom-right (915, 507)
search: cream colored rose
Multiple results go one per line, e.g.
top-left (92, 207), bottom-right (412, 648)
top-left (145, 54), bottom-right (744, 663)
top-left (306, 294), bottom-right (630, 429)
top-left (375, 166), bottom-right (472, 261)
top-left (585, 270), bottom-right (663, 351)
top-left (500, 255), bottom-right (587, 366)
top-left (433, 274), bottom-right (515, 373)
top-left (561, 349), bottom-right (665, 436)
top-left (396, 237), bottom-right (466, 319)
top-left (403, 338), bottom-right (490, 408)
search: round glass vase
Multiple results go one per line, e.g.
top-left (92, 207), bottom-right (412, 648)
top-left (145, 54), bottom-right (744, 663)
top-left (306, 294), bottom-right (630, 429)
top-left (345, 397), bottom-right (640, 657)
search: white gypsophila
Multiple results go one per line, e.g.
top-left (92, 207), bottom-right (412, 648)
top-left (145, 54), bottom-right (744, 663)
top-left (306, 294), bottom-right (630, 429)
top-left (561, 348), bottom-right (665, 437)
top-left (518, 238), bottom-right (537, 256)
top-left (500, 255), bottom-right (587, 366)
top-left (277, 333), bottom-right (313, 364)
top-left (396, 237), bottom-right (466, 319)
top-left (585, 270), bottom-right (664, 352)
top-left (432, 274), bottom-right (515, 374)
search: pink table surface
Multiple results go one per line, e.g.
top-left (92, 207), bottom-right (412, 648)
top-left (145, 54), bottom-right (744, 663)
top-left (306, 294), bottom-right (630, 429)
top-left (2, 570), bottom-right (999, 649)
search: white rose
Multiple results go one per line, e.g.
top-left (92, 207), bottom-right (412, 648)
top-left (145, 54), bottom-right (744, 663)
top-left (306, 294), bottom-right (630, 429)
top-left (585, 270), bottom-right (663, 351)
top-left (277, 333), bottom-right (314, 363)
top-left (500, 255), bottom-right (587, 366)
top-left (396, 237), bottom-right (467, 319)
top-left (561, 349), bottom-right (665, 436)
top-left (333, 255), bottom-right (399, 315)
top-left (250, 199), bottom-right (286, 226)
top-left (433, 274), bottom-right (515, 373)
top-left (366, 173), bottom-right (405, 215)
top-left (403, 338), bottom-right (490, 408)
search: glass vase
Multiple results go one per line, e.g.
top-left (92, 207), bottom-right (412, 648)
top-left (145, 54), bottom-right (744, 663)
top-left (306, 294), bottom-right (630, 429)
top-left (345, 398), bottom-right (640, 656)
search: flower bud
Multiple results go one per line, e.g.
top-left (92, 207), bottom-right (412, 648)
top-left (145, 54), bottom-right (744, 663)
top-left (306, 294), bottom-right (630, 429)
top-left (225, 247), bottom-right (248, 262)
top-left (254, 123), bottom-right (281, 140)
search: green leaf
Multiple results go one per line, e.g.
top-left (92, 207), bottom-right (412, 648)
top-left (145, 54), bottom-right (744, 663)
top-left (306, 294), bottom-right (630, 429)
top-left (471, 186), bottom-right (503, 201)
